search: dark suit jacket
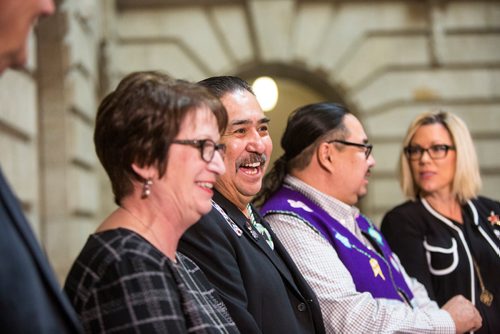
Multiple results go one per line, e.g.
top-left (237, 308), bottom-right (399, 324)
top-left (0, 168), bottom-right (82, 333)
top-left (179, 191), bottom-right (325, 334)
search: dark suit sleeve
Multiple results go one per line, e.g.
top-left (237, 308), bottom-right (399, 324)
top-left (381, 209), bottom-right (436, 300)
top-left (0, 169), bottom-right (82, 333)
top-left (179, 211), bottom-right (262, 334)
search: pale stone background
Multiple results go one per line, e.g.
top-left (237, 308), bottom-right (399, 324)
top-left (0, 0), bottom-right (499, 282)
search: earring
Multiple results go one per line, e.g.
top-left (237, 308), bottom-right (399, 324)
top-left (141, 178), bottom-right (153, 199)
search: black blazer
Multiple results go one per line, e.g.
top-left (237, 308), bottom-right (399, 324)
top-left (0, 168), bottom-right (82, 333)
top-left (381, 197), bottom-right (500, 334)
top-left (179, 191), bottom-right (325, 334)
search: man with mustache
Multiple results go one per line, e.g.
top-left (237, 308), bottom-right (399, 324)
top-left (179, 76), bottom-right (325, 333)
top-left (257, 102), bottom-right (482, 333)
top-left (0, 0), bottom-right (82, 332)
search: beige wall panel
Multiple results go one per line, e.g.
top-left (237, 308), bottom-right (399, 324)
top-left (476, 140), bottom-right (500, 169)
top-left (353, 69), bottom-right (500, 112)
top-left (41, 114), bottom-right (68, 165)
top-left (448, 105), bottom-right (500, 134)
top-left (369, 142), bottom-right (402, 174)
top-left (67, 15), bottom-right (98, 79)
top-left (108, 73), bottom-right (126, 93)
top-left (211, 6), bottom-right (254, 65)
top-left (115, 44), bottom-right (206, 81)
top-left (444, 2), bottom-right (500, 29)
top-left (118, 9), bottom-right (231, 74)
top-left (95, 163), bottom-right (116, 221)
top-left (27, 32), bottom-right (37, 72)
top-left (315, 3), bottom-right (426, 71)
top-left (363, 178), bottom-right (403, 214)
top-left (68, 165), bottom-right (99, 215)
top-left (336, 36), bottom-right (429, 90)
top-left (0, 136), bottom-right (16, 184)
top-left (11, 141), bottom-right (38, 207)
top-left (0, 71), bottom-right (37, 136)
top-left (366, 105), bottom-right (433, 137)
top-left (444, 35), bottom-right (500, 64)
top-left (0, 135), bottom-right (40, 234)
top-left (249, 0), bottom-right (294, 62)
top-left (65, 0), bottom-right (101, 34)
top-left (482, 175), bottom-right (500, 201)
top-left (68, 115), bottom-right (97, 167)
top-left (43, 160), bottom-right (69, 221)
top-left (46, 218), bottom-right (97, 282)
top-left (0, 69), bottom-right (39, 235)
top-left (369, 213), bottom-right (385, 228)
top-left (292, 3), bottom-right (333, 63)
top-left (0, 135), bottom-right (38, 203)
top-left (67, 70), bottom-right (96, 119)
top-left (367, 104), bottom-right (500, 138)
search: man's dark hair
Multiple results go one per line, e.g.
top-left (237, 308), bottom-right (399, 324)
top-left (254, 102), bottom-right (350, 206)
top-left (198, 76), bottom-right (254, 98)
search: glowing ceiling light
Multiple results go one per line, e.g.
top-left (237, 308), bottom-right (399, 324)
top-left (252, 76), bottom-right (278, 112)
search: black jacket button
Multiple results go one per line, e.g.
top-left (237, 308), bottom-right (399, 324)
top-left (297, 302), bottom-right (307, 312)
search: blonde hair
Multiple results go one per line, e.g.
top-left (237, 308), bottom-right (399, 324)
top-left (399, 110), bottom-right (481, 203)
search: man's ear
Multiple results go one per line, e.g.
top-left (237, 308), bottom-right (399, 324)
top-left (316, 142), bottom-right (335, 173)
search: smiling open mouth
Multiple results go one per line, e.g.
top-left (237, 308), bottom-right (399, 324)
top-left (239, 162), bottom-right (262, 175)
top-left (196, 182), bottom-right (214, 189)
top-left (236, 154), bottom-right (267, 175)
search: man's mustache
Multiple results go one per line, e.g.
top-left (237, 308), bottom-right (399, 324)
top-left (236, 153), bottom-right (267, 169)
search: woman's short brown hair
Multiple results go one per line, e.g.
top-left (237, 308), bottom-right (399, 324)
top-left (94, 71), bottom-right (227, 205)
top-left (399, 109), bottom-right (481, 203)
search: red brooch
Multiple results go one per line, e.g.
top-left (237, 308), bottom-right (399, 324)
top-left (487, 211), bottom-right (500, 227)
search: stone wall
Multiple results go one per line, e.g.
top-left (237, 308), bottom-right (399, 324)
top-left (0, 56), bottom-right (41, 236)
top-left (0, 0), bottom-right (106, 282)
top-left (111, 0), bottom-right (500, 225)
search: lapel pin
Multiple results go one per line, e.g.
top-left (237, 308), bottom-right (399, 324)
top-left (487, 211), bottom-right (500, 227)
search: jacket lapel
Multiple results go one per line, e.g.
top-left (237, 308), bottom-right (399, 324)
top-left (213, 192), bottom-right (301, 296)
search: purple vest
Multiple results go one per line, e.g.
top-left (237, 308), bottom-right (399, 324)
top-left (261, 186), bottom-right (414, 304)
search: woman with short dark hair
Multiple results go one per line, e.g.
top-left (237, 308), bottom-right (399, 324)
top-left (64, 71), bottom-right (238, 333)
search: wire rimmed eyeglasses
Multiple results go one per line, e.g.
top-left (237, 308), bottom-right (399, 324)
top-left (328, 139), bottom-right (373, 159)
top-left (404, 144), bottom-right (455, 161)
top-left (172, 139), bottom-right (226, 162)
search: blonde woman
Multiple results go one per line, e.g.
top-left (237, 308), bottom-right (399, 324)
top-left (381, 110), bottom-right (500, 333)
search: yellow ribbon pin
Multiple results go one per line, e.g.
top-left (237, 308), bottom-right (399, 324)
top-left (369, 258), bottom-right (386, 280)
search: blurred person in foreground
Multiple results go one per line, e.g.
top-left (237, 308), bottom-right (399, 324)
top-left (179, 76), bottom-right (325, 333)
top-left (381, 110), bottom-right (500, 333)
top-left (257, 102), bottom-right (482, 333)
top-left (0, 0), bottom-right (53, 73)
top-left (64, 71), bottom-right (239, 333)
top-left (0, 0), bottom-right (83, 332)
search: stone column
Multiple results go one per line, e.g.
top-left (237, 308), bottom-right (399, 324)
top-left (37, 0), bottom-right (103, 282)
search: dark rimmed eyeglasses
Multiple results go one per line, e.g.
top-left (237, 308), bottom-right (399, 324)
top-left (328, 139), bottom-right (373, 159)
top-left (172, 139), bottom-right (226, 162)
top-left (404, 144), bottom-right (455, 161)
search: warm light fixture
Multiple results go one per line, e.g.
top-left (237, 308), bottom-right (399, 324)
top-left (252, 76), bottom-right (278, 111)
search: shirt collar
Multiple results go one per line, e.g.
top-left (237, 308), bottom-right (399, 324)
top-left (284, 175), bottom-right (360, 229)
